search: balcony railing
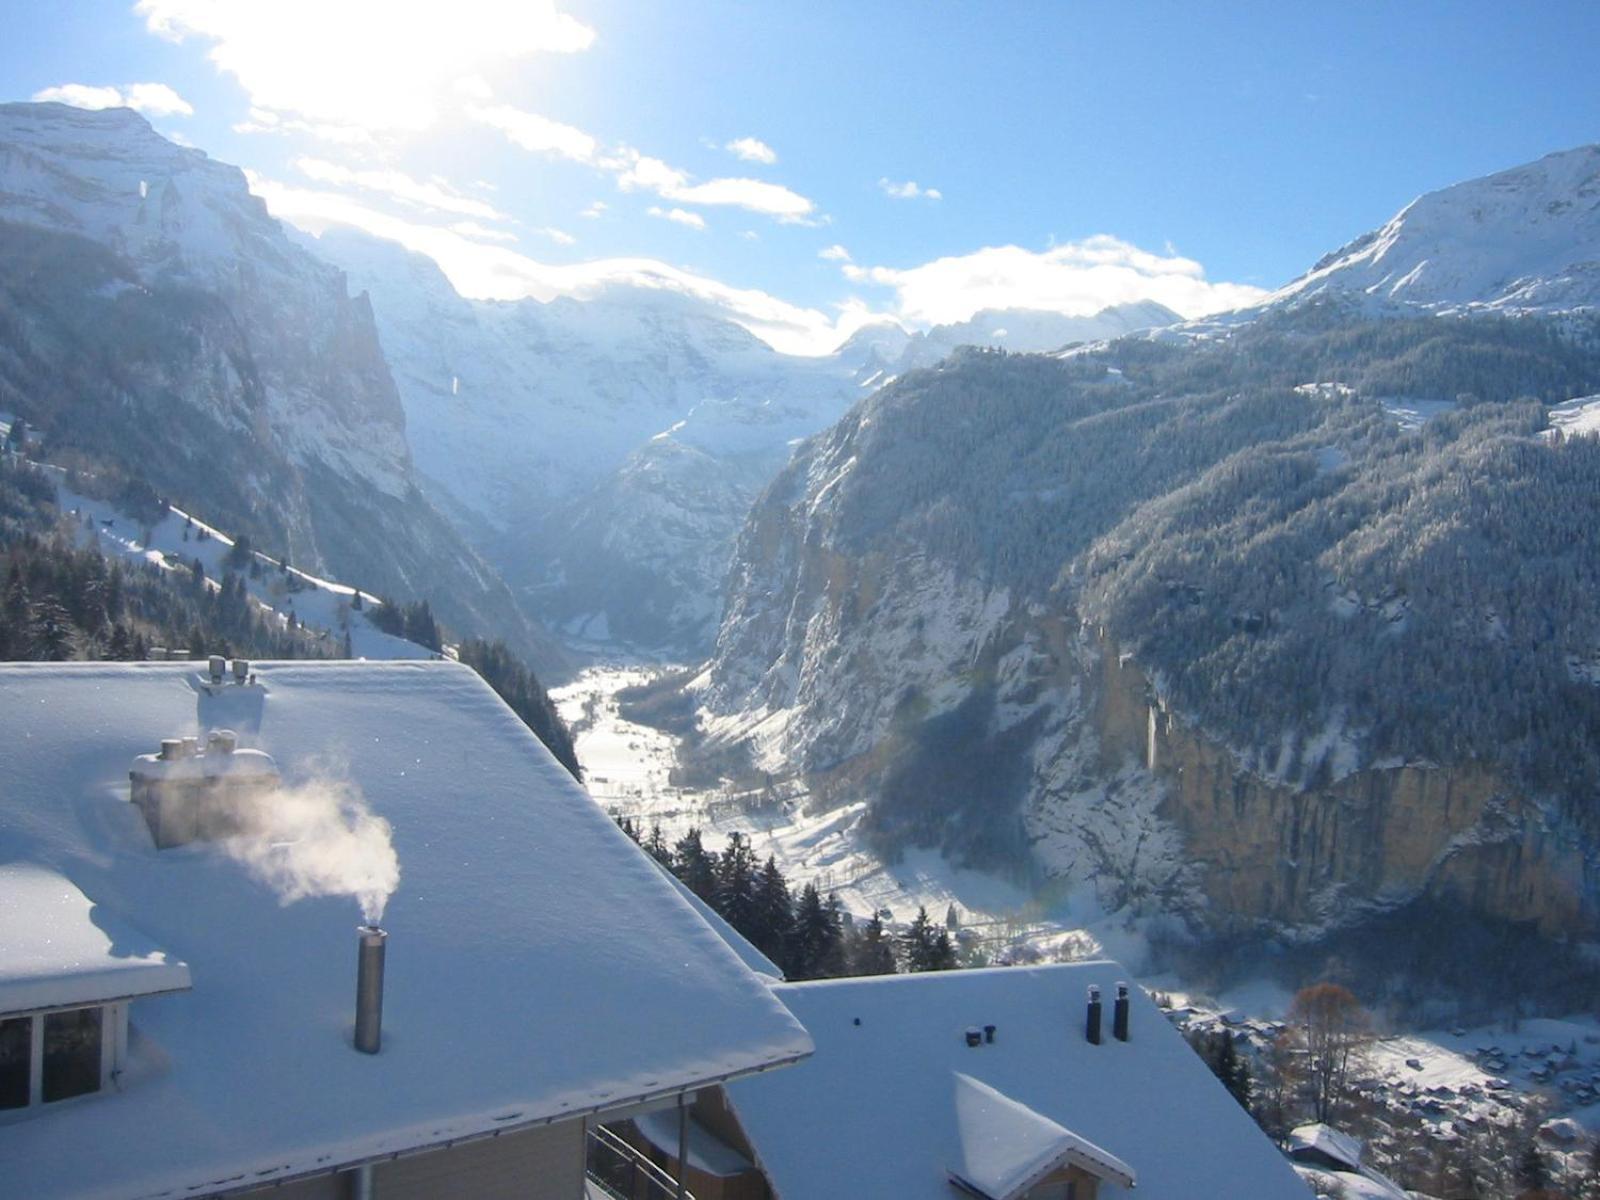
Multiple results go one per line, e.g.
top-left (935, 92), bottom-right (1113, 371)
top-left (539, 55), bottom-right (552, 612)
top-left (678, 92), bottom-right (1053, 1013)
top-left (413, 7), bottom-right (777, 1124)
top-left (585, 1123), bottom-right (697, 1200)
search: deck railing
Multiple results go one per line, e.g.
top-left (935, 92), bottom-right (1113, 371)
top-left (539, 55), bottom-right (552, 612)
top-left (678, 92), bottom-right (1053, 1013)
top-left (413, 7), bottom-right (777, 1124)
top-left (585, 1123), bottom-right (697, 1200)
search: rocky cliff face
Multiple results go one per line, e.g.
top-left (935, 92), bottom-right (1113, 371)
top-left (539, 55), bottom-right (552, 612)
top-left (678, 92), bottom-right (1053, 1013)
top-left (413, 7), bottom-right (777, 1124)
top-left (1095, 639), bottom-right (1594, 938)
top-left (695, 301), bottom-right (1600, 943)
top-left (0, 102), bottom-right (555, 665)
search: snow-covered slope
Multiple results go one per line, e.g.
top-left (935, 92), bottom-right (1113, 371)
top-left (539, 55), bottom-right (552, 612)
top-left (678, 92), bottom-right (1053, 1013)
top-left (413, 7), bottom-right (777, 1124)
top-left (0, 102), bottom-right (557, 667)
top-left (311, 227), bottom-right (877, 650)
top-left (48, 465), bottom-right (434, 660)
top-left (312, 229), bottom-right (1181, 652)
top-left (1264, 143), bottom-right (1600, 315)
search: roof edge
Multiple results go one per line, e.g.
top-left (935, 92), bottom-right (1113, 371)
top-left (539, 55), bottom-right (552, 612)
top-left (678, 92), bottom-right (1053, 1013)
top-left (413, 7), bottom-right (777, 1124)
top-left (198, 1047), bottom-right (814, 1197)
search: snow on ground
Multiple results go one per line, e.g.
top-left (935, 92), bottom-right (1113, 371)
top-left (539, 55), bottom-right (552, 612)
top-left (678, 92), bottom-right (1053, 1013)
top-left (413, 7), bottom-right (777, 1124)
top-left (554, 660), bottom-right (1117, 961)
top-left (1160, 982), bottom-right (1600, 1143)
top-left (1379, 397), bottom-right (1457, 430)
top-left (37, 462), bottom-right (432, 660)
top-left (1546, 393), bottom-right (1600, 440)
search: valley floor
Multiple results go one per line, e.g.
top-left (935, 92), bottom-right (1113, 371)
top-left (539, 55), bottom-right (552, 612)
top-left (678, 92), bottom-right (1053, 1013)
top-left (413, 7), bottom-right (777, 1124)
top-left (552, 659), bottom-right (1114, 961)
top-left (554, 659), bottom-right (1600, 1171)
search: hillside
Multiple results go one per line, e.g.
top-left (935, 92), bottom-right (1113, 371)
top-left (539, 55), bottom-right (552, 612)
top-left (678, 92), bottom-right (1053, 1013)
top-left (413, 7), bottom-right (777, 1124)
top-left (0, 102), bottom-right (560, 670)
top-left (693, 303), bottom-right (1600, 952)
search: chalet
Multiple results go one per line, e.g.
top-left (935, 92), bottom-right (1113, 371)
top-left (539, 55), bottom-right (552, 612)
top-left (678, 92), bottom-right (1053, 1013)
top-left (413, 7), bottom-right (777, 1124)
top-left (635, 963), bottom-right (1309, 1200)
top-left (0, 660), bottom-right (812, 1199)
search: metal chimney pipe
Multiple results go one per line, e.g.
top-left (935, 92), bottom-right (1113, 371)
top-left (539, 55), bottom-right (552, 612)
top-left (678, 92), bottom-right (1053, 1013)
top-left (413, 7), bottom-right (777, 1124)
top-left (1113, 982), bottom-right (1130, 1042)
top-left (1086, 985), bottom-right (1103, 1045)
top-left (355, 926), bottom-right (387, 1054)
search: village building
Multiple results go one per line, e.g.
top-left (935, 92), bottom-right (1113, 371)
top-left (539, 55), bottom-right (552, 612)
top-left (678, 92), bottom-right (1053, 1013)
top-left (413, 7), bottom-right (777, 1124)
top-left (0, 659), bottom-right (812, 1199)
top-left (626, 962), bottom-right (1310, 1200)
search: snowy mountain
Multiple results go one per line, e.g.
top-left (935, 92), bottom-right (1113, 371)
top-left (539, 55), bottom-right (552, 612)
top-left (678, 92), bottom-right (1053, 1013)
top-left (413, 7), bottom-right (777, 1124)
top-left (689, 145), bottom-right (1600, 951)
top-left (310, 227), bottom-right (883, 650)
top-left (314, 228), bottom-right (1181, 651)
top-left (840, 301), bottom-right (1181, 379)
top-left (1261, 143), bottom-right (1600, 315)
top-left (0, 102), bottom-right (556, 667)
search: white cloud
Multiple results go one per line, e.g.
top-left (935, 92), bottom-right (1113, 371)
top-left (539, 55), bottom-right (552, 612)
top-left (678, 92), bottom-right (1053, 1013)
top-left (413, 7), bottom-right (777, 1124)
top-left (648, 206), bottom-right (707, 231)
top-left (819, 243), bottom-right (852, 262)
top-left (295, 157), bottom-right (509, 222)
top-left (842, 235), bottom-right (1267, 325)
top-left (725, 136), bottom-right (777, 165)
top-left (660, 176), bottom-right (815, 222)
top-left (33, 81), bottom-right (194, 117)
top-left (248, 173), bottom-right (877, 355)
top-left (474, 108), bottom-right (819, 223)
top-left (539, 226), bottom-right (577, 246)
top-left (471, 105), bottom-right (597, 162)
top-left (580, 200), bottom-right (608, 219)
top-left (451, 221), bottom-right (520, 244)
top-left (234, 107), bottom-right (374, 145)
top-left (138, 0), bottom-right (593, 132)
top-left (879, 177), bottom-right (941, 201)
top-left (739, 230), bottom-right (760, 241)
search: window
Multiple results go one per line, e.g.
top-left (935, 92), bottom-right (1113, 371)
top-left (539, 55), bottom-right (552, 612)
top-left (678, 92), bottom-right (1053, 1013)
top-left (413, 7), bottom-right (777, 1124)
top-left (0, 1017), bottom-right (28, 1110)
top-left (42, 1008), bottom-right (102, 1103)
top-left (0, 1004), bottom-right (118, 1113)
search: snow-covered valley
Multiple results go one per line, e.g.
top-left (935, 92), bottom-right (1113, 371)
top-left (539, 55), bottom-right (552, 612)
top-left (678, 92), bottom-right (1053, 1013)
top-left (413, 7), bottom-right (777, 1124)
top-left (554, 660), bottom-right (1129, 964)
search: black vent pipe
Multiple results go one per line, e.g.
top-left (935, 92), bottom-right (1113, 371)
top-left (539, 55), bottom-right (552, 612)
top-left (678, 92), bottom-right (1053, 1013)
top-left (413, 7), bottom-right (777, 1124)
top-left (355, 926), bottom-right (387, 1054)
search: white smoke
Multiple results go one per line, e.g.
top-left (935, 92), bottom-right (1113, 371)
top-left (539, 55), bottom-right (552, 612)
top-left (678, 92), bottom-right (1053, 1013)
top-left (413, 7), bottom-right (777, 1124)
top-left (222, 775), bottom-right (400, 923)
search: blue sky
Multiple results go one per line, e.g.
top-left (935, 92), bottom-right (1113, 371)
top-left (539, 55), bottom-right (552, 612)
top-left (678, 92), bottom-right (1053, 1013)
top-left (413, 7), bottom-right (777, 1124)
top-left (5, 0), bottom-right (1599, 352)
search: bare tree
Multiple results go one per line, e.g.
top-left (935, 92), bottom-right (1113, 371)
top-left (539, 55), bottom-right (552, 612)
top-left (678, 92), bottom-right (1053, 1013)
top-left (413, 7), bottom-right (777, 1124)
top-left (1288, 983), bottom-right (1373, 1124)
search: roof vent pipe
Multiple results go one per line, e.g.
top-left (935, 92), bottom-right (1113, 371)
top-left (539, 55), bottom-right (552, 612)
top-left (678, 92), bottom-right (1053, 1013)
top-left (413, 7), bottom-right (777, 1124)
top-left (1114, 982), bottom-right (1130, 1042)
top-left (355, 926), bottom-right (387, 1054)
top-left (984, 1024), bottom-right (996, 1044)
top-left (208, 654), bottom-right (226, 684)
top-left (232, 658), bottom-right (250, 684)
top-left (964, 1027), bottom-right (982, 1048)
top-left (1086, 985), bottom-right (1103, 1045)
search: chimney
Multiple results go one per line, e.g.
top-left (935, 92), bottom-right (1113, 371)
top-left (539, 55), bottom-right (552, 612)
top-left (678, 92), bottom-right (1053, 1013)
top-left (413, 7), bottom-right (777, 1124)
top-left (984, 1024), bottom-right (996, 1044)
top-left (208, 654), bottom-right (226, 684)
top-left (355, 926), bottom-right (387, 1054)
top-left (232, 658), bottom-right (250, 684)
top-left (1113, 982), bottom-right (1130, 1042)
top-left (964, 1026), bottom-right (981, 1048)
top-left (1086, 985), bottom-right (1102, 1045)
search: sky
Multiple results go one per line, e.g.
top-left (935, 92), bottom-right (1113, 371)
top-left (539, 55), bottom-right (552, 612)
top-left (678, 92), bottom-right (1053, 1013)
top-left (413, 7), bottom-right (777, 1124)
top-left (4, 0), bottom-right (1599, 354)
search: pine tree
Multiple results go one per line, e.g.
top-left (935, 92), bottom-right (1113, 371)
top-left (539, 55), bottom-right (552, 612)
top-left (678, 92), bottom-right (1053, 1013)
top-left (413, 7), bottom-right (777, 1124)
top-left (748, 856), bottom-right (793, 968)
top-left (1516, 1142), bottom-right (1549, 1193)
top-left (851, 913), bottom-right (897, 976)
top-left (31, 598), bottom-right (75, 661)
top-left (1, 566), bottom-right (32, 658)
top-left (673, 828), bottom-right (717, 901)
top-left (901, 906), bottom-right (932, 971)
top-left (787, 883), bottom-right (843, 980)
top-left (926, 927), bottom-right (959, 971)
top-left (715, 833), bottom-right (759, 931)
top-left (642, 823), bottom-right (673, 868)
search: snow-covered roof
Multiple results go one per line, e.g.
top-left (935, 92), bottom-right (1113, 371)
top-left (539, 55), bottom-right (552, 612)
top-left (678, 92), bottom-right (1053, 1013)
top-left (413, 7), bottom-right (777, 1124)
top-left (1288, 1122), bottom-right (1365, 1171)
top-left (950, 1072), bottom-right (1134, 1197)
top-left (0, 661), bottom-right (811, 1200)
top-left (632, 1108), bottom-right (756, 1178)
top-left (725, 963), bottom-right (1308, 1200)
top-left (659, 866), bottom-right (785, 980)
top-left (0, 863), bottom-right (191, 1014)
